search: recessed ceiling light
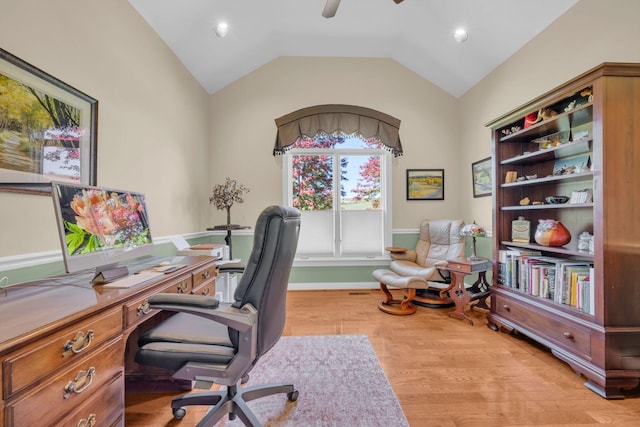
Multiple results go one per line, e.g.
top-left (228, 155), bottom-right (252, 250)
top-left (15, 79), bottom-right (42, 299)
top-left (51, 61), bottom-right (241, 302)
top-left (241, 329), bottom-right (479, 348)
top-left (453, 28), bottom-right (468, 43)
top-left (214, 22), bottom-right (229, 38)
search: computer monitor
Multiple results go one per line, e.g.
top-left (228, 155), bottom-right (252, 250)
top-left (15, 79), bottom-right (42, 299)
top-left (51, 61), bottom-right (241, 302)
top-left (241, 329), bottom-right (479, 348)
top-left (51, 182), bottom-right (154, 282)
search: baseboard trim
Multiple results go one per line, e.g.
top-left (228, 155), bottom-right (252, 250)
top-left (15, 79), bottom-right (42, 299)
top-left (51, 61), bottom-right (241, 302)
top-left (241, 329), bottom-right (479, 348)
top-left (288, 282), bottom-right (378, 291)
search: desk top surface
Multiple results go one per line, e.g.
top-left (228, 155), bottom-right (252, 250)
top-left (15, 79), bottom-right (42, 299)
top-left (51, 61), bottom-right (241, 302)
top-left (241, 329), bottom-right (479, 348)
top-left (0, 255), bottom-right (215, 353)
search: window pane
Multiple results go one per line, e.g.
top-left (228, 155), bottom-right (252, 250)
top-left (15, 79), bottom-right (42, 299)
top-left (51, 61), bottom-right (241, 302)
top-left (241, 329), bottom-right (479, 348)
top-left (340, 153), bottom-right (383, 256)
top-left (297, 210), bottom-right (335, 256)
top-left (340, 154), bottom-right (381, 211)
top-left (291, 154), bottom-right (333, 210)
top-left (341, 210), bottom-right (383, 256)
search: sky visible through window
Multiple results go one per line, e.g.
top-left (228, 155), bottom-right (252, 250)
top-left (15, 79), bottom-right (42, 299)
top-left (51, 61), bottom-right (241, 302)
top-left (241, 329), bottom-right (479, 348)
top-left (340, 136), bottom-right (380, 197)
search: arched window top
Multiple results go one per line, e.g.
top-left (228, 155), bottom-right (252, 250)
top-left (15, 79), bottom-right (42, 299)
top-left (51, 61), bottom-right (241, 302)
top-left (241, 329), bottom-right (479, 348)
top-left (273, 104), bottom-right (403, 157)
top-left (291, 134), bottom-right (383, 150)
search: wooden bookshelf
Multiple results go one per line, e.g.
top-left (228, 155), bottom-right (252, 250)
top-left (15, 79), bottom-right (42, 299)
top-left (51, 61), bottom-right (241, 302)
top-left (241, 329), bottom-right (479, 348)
top-left (486, 63), bottom-right (640, 399)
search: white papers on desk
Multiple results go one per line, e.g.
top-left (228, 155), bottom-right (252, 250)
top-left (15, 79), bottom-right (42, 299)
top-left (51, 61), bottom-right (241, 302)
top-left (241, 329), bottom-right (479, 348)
top-left (170, 235), bottom-right (226, 258)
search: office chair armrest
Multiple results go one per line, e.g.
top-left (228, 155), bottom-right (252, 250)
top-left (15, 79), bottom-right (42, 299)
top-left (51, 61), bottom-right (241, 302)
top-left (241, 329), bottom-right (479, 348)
top-left (148, 293), bottom-right (257, 333)
top-left (150, 292), bottom-right (220, 308)
top-left (217, 262), bottom-right (246, 274)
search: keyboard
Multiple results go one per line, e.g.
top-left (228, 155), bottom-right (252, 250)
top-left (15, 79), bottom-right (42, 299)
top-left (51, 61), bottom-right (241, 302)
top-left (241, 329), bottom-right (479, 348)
top-left (102, 271), bottom-right (165, 289)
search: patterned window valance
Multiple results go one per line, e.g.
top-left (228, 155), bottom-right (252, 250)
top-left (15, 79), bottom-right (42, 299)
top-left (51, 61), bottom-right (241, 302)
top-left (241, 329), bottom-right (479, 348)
top-left (273, 104), bottom-right (403, 157)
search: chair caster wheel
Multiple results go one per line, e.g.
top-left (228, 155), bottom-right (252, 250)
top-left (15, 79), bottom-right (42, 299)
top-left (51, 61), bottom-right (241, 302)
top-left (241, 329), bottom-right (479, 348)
top-left (287, 390), bottom-right (299, 401)
top-left (241, 374), bottom-right (249, 384)
top-left (173, 407), bottom-right (186, 420)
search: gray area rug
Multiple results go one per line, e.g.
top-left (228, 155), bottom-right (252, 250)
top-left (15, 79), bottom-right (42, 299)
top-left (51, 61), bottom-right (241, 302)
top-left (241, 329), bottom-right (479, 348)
top-left (221, 334), bottom-right (409, 426)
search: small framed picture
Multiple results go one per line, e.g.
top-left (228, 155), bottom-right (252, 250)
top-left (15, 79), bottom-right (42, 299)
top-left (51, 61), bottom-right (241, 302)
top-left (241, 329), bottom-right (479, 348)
top-left (472, 157), bottom-right (492, 198)
top-left (406, 169), bottom-right (444, 200)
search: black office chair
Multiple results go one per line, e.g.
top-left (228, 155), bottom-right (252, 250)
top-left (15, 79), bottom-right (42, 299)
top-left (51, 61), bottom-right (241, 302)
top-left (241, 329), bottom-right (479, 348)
top-left (135, 205), bottom-right (301, 426)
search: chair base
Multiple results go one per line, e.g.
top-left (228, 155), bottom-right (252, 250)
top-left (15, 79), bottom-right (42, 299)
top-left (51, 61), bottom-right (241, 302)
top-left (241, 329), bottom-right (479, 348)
top-left (412, 288), bottom-right (455, 308)
top-left (171, 382), bottom-right (298, 427)
top-left (378, 285), bottom-right (418, 315)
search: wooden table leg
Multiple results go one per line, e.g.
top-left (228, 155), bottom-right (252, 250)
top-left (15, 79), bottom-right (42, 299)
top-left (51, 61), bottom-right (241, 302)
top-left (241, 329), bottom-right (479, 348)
top-left (447, 271), bottom-right (474, 325)
top-left (469, 271), bottom-right (490, 311)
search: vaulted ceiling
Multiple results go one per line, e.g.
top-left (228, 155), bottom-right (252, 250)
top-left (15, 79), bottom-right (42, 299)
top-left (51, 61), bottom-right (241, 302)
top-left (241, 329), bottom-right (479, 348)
top-left (129, 0), bottom-right (578, 97)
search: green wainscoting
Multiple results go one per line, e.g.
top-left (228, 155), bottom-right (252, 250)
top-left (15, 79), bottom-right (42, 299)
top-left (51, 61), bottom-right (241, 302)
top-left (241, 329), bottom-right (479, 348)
top-left (0, 233), bottom-right (493, 287)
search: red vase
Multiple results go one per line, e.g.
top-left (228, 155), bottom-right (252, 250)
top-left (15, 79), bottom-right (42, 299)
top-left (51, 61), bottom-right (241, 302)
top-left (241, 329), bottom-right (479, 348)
top-left (534, 220), bottom-right (571, 247)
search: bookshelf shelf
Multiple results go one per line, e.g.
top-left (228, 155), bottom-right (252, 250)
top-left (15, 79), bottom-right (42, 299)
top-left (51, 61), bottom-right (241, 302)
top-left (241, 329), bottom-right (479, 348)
top-left (501, 202), bottom-right (594, 211)
top-left (501, 138), bottom-right (592, 166)
top-left (499, 241), bottom-right (594, 258)
top-left (500, 171), bottom-right (593, 187)
top-left (487, 63), bottom-right (640, 399)
top-left (499, 102), bottom-right (593, 143)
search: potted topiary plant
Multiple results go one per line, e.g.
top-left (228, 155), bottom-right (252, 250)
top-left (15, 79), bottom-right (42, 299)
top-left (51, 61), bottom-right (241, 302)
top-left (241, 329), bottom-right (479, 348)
top-left (209, 177), bottom-right (250, 227)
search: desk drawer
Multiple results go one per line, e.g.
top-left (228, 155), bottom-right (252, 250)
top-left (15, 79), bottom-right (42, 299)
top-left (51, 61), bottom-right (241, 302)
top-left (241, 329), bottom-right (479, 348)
top-left (3, 308), bottom-right (122, 399)
top-left (123, 274), bottom-right (191, 329)
top-left (57, 373), bottom-right (123, 427)
top-left (494, 294), bottom-right (591, 358)
top-left (192, 263), bottom-right (218, 288)
top-left (192, 281), bottom-right (215, 296)
top-left (447, 260), bottom-right (492, 273)
top-left (6, 337), bottom-right (123, 427)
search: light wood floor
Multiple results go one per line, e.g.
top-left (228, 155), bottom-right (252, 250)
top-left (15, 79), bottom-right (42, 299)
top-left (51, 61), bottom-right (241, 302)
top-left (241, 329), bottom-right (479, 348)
top-left (125, 289), bottom-right (640, 426)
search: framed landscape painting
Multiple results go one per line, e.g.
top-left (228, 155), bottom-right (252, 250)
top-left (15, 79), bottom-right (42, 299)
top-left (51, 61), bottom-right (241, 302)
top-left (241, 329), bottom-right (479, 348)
top-left (472, 157), bottom-right (492, 198)
top-left (0, 47), bottom-right (97, 194)
top-left (406, 169), bottom-right (444, 200)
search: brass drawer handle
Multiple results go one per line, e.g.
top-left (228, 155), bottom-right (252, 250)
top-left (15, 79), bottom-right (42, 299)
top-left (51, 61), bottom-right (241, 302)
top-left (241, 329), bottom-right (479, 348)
top-left (177, 282), bottom-right (189, 293)
top-left (62, 330), bottom-right (94, 356)
top-left (201, 287), bottom-right (210, 296)
top-left (76, 414), bottom-right (97, 427)
top-left (201, 269), bottom-right (211, 280)
top-left (137, 300), bottom-right (152, 316)
top-left (64, 367), bottom-right (96, 399)
top-left (502, 304), bottom-right (510, 312)
top-left (563, 332), bottom-right (574, 339)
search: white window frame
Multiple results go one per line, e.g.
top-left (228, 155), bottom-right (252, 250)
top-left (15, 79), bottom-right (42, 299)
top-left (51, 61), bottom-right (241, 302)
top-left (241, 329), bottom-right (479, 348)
top-left (282, 146), bottom-right (392, 265)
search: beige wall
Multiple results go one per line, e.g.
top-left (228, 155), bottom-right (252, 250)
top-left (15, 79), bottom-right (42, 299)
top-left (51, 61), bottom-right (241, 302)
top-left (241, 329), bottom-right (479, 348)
top-left (209, 56), bottom-right (461, 229)
top-left (0, 0), bottom-right (210, 257)
top-left (2, 0), bottom-right (640, 261)
top-left (459, 0), bottom-right (640, 232)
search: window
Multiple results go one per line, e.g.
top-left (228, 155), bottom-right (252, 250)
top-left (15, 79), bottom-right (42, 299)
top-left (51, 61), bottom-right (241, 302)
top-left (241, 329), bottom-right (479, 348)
top-left (283, 133), bottom-right (392, 261)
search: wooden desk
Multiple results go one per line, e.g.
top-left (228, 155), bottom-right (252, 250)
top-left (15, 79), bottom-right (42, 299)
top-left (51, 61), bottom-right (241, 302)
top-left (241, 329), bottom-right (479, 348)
top-left (445, 258), bottom-right (492, 325)
top-left (0, 255), bottom-right (218, 427)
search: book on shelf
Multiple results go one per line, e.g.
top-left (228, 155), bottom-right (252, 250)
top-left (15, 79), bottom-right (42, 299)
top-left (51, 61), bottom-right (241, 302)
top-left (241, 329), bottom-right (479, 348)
top-left (557, 263), bottom-right (592, 305)
top-left (498, 248), bottom-right (541, 289)
top-left (505, 254), bottom-right (593, 311)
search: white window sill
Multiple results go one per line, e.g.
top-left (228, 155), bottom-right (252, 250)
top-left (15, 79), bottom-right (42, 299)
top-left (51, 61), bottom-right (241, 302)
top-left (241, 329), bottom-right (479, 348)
top-left (293, 256), bottom-right (390, 267)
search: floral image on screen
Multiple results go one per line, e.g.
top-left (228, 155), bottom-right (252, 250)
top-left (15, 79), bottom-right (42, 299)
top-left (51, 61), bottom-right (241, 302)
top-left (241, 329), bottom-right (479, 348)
top-left (61, 187), bottom-right (152, 256)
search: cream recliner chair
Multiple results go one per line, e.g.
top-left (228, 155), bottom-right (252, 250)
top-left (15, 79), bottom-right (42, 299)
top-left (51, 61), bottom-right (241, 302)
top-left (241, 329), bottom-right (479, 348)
top-left (373, 219), bottom-right (465, 314)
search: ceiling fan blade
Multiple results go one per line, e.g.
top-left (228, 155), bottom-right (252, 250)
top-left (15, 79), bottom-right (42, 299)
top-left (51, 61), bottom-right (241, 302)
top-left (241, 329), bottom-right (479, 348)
top-left (322, 0), bottom-right (340, 18)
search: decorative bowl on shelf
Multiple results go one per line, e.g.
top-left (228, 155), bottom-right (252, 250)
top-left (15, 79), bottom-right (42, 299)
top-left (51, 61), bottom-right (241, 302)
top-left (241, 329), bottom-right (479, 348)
top-left (534, 219), bottom-right (571, 247)
top-left (545, 196), bottom-right (569, 204)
